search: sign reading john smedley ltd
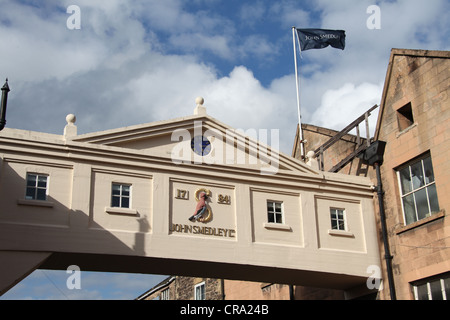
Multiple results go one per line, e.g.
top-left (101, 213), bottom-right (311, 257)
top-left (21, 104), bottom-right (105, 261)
top-left (170, 187), bottom-right (236, 238)
top-left (170, 224), bottom-right (236, 238)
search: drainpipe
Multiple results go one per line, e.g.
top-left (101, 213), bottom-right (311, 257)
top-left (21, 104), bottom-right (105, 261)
top-left (289, 285), bottom-right (294, 300)
top-left (221, 279), bottom-right (225, 300)
top-left (374, 162), bottom-right (397, 300)
top-left (361, 140), bottom-right (396, 300)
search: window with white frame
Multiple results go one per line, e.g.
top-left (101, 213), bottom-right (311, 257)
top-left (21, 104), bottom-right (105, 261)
top-left (267, 201), bottom-right (283, 224)
top-left (26, 173), bottom-right (48, 201)
top-left (195, 282), bottom-right (205, 300)
top-left (412, 273), bottom-right (450, 300)
top-left (111, 183), bottom-right (131, 208)
top-left (160, 288), bottom-right (170, 300)
top-left (330, 208), bottom-right (346, 231)
top-left (397, 154), bottom-right (440, 225)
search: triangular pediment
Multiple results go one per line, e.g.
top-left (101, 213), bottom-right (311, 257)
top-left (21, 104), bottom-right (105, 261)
top-left (73, 112), bottom-right (319, 175)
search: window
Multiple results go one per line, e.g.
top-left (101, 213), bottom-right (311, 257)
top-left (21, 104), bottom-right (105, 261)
top-left (160, 288), bottom-right (170, 300)
top-left (397, 102), bottom-right (414, 131)
top-left (267, 201), bottom-right (283, 224)
top-left (413, 273), bottom-right (450, 300)
top-left (330, 208), bottom-right (346, 231)
top-left (26, 174), bottom-right (48, 201)
top-left (397, 154), bottom-right (440, 225)
top-left (195, 282), bottom-right (205, 300)
top-left (111, 183), bottom-right (131, 208)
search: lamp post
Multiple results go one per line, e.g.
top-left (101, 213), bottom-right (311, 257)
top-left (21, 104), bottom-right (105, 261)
top-left (361, 140), bottom-right (397, 300)
top-left (0, 78), bottom-right (10, 131)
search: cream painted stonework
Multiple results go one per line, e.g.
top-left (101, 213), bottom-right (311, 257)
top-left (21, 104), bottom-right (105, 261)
top-left (0, 98), bottom-right (380, 296)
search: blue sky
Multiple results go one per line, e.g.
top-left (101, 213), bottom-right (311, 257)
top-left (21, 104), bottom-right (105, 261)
top-left (2, 269), bottom-right (168, 300)
top-left (0, 0), bottom-right (449, 300)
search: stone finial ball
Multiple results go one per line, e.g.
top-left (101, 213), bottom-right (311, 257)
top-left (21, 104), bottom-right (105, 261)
top-left (66, 114), bottom-right (76, 124)
top-left (195, 97), bottom-right (204, 105)
top-left (306, 150), bottom-right (315, 159)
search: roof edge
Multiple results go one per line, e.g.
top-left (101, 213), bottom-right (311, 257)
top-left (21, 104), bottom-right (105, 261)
top-left (390, 48), bottom-right (450, 59)
top-left (374, 48), bottom-right (449, 140)
top-left (135, 276), bottom-right (176, 300)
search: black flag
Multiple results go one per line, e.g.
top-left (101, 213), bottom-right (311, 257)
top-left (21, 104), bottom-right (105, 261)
top-left (296, 28), bottom-right (345, 51)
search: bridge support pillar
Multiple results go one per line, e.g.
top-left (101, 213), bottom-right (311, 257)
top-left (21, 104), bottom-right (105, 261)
top-left (0, 251), bottom-right (52, 296)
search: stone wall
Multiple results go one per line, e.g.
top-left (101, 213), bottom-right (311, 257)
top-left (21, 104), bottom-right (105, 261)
top-left (294, 123), bottom-right (372, 177)
top-left (376, 50), bottom-right (450, 300)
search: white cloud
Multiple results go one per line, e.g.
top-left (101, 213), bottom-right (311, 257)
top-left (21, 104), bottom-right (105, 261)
top-left (269, 0), bottom-right (311, 28)
top-left (239, 1), bottom-right (266, 27)
top-left (1, 0), bottom-right (449, 300)
top-left (126, 63), bottom-right (297, 153)
top-left (310, 82), bottom-right (383, 136)
top-left (0, 0), bottom-right (150, 82)
top-left (2, 0), bottom-right (448, 156)
top-left (238, 35), bottom-right (279, 59)
top-left (169, 33), bottom-right (234, 60)
top-left (294, 0), bottom-right (449, 146)
top-left (3, 0), bottom-right (449, 155)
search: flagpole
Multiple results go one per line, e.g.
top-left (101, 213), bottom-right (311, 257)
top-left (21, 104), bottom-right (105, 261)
top-left (292, 26), bottom-right (305, 159)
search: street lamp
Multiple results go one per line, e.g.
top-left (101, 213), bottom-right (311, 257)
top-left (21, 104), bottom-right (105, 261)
top-left (1, 78), bottom-right (10, 131)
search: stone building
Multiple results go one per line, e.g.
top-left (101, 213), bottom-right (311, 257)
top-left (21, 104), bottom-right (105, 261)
top-left (295, 48), bottom-right (450, 300)
top-left (136, 117), bottom-right (374, 301)
top-left (136, 276), bottom-right (224, 300)
top-left (137, 275), bottom-right (347, 300)
top-left (293, 48), bottom-right (450, 300)
top-left (0, 97), bottom-right (380, 297)
top-left (293, 119), bottom-right (375, 177)
top-left (372, 48), bottom-right (449, 300)
top-left (136, 48), bottom-right (449, 301)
